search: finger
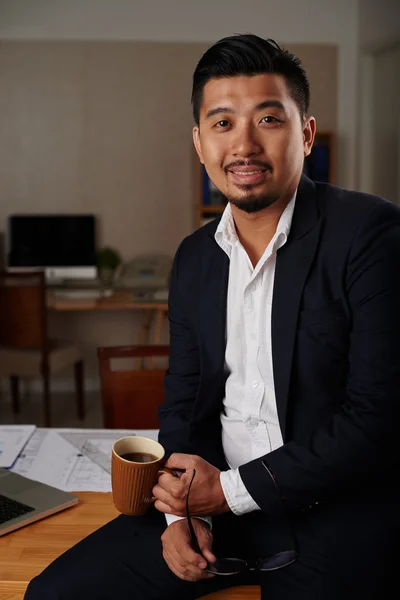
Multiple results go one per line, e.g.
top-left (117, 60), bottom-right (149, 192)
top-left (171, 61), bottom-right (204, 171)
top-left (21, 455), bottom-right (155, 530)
top-left (172, 539), bottom-right (208, 571)
top-left (163, 552), bottom-right (196, 581)
top-left (164, 547), bottom-right (210, 581)
top-left (168, 549), bottom-right (205, 577)
top-left (153, 500), bottom-right (172, 514)
top-left (199, 537), bottom-right (217, 563)
top-left (154, 499), bottom-right (185, 516)
top-left (165, 453), bottom-right (196, 470)
top-left (152, 485), bottom-right (186, 514)
top-left (194, 523), bottom-right (216, 564)
top-left (153, 475), bottom-right (187, 500)
top-left (165, 555), bottom-right (211, 582)
top-left (201, 547), bottom-right (217, 564)
top-left (157, 472), bottom-right (181, 488)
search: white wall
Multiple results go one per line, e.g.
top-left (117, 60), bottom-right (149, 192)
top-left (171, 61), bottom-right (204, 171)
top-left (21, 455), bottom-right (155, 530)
top-left (0, 0), bottom-right (359, 189)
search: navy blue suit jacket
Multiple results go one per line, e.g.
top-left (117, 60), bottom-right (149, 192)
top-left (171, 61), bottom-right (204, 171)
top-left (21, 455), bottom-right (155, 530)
top-left (158, 174), bottom-right (400, 538)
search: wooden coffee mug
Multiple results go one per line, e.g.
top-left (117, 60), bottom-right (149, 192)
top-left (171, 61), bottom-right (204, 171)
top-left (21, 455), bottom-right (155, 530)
top-left (111, 436), bottom-right (173, 516)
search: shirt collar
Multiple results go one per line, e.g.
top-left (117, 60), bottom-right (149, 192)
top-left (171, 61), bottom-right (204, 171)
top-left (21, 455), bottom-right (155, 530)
top-left (215, 191), bottom-right (297, 257)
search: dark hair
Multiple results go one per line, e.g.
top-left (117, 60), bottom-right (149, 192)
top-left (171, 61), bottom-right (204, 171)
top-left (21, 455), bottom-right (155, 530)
top-left (191, 34), bottom-right (310, 125)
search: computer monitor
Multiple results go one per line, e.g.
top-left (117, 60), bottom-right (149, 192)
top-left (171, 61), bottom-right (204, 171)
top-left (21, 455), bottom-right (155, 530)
top-left (7, 214), bottom-right (97, 284)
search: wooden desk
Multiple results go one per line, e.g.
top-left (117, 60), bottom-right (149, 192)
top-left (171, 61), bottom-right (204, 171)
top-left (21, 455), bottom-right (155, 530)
top-left (0, 493), bottom-right (118, 599)
top-left (47, 291), bottom-right (168, 345)
top-left (0, 492), bottom-right (259, 600)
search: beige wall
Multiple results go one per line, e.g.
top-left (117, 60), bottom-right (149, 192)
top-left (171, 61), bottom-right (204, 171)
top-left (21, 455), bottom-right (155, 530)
top-left (357, 0), bottom-right (400, 200)
top-left (371, 46), bottom-right (400, 203)
top-left (0, 40), bottom-right (337, 389)
top-left (0, 41), bottom-right (337, 249)
top-left (0, 0), bottom-right (359, 192)
top-left (0, 41), bottom-right (205, 259)
top-left (358, 0), bottom-right (400, 49)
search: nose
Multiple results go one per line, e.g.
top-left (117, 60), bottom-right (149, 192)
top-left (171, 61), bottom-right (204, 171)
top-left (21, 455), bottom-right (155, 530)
top-left (231, 122), bottom-right (262, 158)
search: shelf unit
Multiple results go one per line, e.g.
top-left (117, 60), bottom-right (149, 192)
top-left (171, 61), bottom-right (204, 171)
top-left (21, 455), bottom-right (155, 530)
top-left (303, 131), bottom-right (335, 187)
top-left (194, 131), bottom-right (335, 229)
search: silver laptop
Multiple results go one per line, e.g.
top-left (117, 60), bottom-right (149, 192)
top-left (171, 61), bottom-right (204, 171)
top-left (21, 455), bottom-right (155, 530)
top-left (0, 468), bottom-right (78, 536)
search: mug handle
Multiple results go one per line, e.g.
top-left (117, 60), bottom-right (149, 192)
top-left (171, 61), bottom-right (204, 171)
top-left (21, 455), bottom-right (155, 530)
top-left (151, 466), bottom-right (184, 503)
top-left (158, 466), bottom-right (175, 477)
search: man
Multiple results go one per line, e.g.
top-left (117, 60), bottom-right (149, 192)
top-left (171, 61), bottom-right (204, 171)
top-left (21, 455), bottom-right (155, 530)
top-left (26, 34), bottom-right (400, 600)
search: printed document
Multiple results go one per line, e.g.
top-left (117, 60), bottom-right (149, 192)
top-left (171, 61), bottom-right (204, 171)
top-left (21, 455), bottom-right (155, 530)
top-left (11, 428), bottom-right (159, 492)
top-left (0, 425), bottom-right (36, 468)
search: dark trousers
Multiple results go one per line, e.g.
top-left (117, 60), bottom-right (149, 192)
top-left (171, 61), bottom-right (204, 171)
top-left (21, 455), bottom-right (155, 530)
top-left (24, 506), bottom-right (393, 600)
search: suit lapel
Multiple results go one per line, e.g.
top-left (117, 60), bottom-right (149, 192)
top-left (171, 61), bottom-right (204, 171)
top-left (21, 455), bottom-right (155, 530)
top-left (201, 239), bottom-right (229, 375)
top-left (272, 176), bottom-right (322, 439)
top-left (188, 226), bottom-right (229, 467)
top-left (195, 228), bottom-right (229, 419)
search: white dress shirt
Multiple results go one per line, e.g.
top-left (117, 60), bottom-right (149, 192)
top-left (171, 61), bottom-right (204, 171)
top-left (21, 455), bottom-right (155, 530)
top-left (217, 194), bottom-right (296, 515)
top-left (165, 193), bottom-right (296, 527)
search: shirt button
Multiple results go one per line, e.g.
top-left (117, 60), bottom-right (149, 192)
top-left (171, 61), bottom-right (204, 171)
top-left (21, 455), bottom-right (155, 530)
top-left (252, 380), bottom-right (259, 388)
top-left (250, 284), bottom-right (256, 292)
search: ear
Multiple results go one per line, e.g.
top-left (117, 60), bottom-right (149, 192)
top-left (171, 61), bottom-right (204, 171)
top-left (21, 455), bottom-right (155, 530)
top-left (303, 117), bottom-right (316, 157)
top-left (193, 126), bottom-right (204, 164)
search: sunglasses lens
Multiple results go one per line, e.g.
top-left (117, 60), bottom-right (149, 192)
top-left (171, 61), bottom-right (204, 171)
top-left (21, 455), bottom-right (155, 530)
top-left (206, 558), bottom-right (247, 576)
top-left (259, 550), bottom-right (298, 571)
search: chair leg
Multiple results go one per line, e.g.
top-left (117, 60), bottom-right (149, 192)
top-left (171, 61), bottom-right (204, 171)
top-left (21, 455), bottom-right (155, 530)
top-left (74, 360), bottom-right (85, 420)
top-left (10, 376), bottom-right (20, 414)
top-left (42, 371), bottom-right (51, 427)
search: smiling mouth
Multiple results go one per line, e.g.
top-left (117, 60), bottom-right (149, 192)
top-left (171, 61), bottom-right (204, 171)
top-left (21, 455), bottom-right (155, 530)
top-left (230, 169), bottom-right (265, 175)
top-left (228, 169), bottom-right (269, 185)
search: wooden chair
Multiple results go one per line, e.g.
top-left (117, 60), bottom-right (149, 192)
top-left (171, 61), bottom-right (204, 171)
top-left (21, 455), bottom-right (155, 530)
top-left (97, 345), bottom-right (169, 428)
top-left (0, 271), bottom-right (85, 427)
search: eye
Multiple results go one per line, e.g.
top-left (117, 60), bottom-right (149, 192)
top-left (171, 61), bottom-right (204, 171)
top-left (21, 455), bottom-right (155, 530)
top-left (260, 116), bottom-right (280, 124)
top-left (215, 120), bottom-right (231, 129)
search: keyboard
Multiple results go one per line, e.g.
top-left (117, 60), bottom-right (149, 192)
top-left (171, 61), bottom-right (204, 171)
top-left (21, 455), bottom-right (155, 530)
top-left (52, 289), bottom-right (109, 300)
top-left (0, 494), bottom-right (34, 525)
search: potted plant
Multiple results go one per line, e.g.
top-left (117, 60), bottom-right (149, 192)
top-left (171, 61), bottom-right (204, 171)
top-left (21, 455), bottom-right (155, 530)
top-left (96, 246), bottom-right (122, 291)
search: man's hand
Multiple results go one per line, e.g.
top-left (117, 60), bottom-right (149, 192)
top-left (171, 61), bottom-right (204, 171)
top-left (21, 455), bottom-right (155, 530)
top-left (153, 454), bottom-right (230, 517)
top-left (161, 518), bottom-right (216, 581)
top-left (153, 453), bottom-right (230, 516)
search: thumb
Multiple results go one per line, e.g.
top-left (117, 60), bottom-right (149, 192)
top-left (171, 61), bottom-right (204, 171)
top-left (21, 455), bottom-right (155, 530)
top-left (201, 547), bottom-right (217, 564)
top-left (198, 532), bottom-right (216, 564)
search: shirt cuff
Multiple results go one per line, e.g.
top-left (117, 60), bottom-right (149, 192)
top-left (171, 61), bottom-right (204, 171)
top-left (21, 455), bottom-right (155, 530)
top-left (220, 468), bottom-right (261, 515)
top-left (165, 514), bottom-right (212, 529)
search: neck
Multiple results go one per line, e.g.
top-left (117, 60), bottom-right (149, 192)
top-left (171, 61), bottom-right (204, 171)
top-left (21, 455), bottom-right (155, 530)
top-left (231, 194), bottom-right (291, 267)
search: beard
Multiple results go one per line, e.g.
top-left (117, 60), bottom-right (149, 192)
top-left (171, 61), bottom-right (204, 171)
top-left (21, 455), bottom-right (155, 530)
top-left (226, 186), bottom-right (280, 214)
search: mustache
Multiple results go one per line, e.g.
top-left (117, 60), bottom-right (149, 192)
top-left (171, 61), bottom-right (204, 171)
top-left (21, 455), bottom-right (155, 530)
top-left (224, 160), bottom-right (272, 173)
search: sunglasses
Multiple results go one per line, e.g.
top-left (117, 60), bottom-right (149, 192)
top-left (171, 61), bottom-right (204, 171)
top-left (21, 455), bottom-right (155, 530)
top-left (186, 465), bottom-right (298, 576)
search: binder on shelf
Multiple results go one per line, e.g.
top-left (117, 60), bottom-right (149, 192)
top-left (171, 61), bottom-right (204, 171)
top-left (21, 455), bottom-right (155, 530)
top-left (303, 132), bottom-right (333, 184)
top-left (202, 167), bottom-right (226, 206)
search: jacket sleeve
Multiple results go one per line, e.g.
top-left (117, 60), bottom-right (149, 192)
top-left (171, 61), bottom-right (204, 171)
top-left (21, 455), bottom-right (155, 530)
top-left (239, 200), bottom-right (400, 516)
top-left (158, 240), bottom-right (200, 458)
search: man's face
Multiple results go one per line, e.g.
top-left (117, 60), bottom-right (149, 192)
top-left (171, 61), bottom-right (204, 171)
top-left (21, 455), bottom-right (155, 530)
top-left (193, 74), bottom-right (315, 213)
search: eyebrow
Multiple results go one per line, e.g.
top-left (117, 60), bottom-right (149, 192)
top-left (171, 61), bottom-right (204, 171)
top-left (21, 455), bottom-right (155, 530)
top-left (205, 100), bottom-right (286, 119)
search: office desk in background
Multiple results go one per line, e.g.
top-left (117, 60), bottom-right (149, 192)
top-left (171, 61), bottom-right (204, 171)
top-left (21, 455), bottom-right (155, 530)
top-left (47, 290), bottom-right (168, 346)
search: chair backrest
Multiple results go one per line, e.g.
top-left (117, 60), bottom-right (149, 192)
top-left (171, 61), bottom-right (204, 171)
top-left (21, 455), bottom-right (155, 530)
top-left (0, 270), bottom-right (47, 349)
top-left (97, 345), bottom-right (169, 429)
